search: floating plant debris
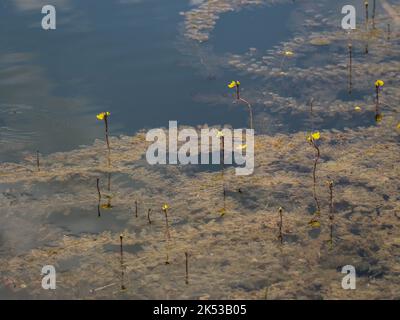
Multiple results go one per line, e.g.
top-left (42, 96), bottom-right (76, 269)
top-left (1, 0), bottom-right (400, 301)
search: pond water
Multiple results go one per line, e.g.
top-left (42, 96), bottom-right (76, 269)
top-left (0, 0), bottom-right (249, 162)
top-left (1, 0), bottom-right (399, 300)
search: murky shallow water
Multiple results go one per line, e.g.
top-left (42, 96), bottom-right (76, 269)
top-left (1, 0), bottom-right (400, 299)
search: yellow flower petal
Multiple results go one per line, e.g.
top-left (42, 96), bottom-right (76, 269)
top-left (375, 114), bottom-right (383, 123)
top-left (309, 219), bottom-right (321, 228)
top-left (284, 50), bottom-right (294, 56)
top-left (311, 132), bottom-right (320, 140)
top-left (354, 106), bottom-right (362, 111)
top-left (375, 80), bottom-right (384, 87)
top-left (162, 204), bottom-right (169, 211)
top-left (96, 112), bottom-right (110, 120)
top-left (228, 81), bottom-right (236, 88)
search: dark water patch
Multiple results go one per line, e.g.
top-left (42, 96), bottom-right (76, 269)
top-left (210, 3), bottom-right (296, 54)
top-left (47, 207), bottom-right (130, 235)
top-left (268, 160), bottom-right (311, 174)
top-left (334, 200), bottom-right (352, 213)
top-left (226, 189), bottom-right (260, 211)
top-left (231, 278), bottom-right (269, 292)
top-left (283, 234), bottom-right (299, 244)
top-left (336, 178), bottom-right (376, 193)
top-left (306, 204), bottom-right (318, 215)
top-left (356, 261), bottom-right (387, 279)
top-left (57, 256), bottom-right (81, 273)
top-left (336, 89), bottom-right (369, 101)
top-left (349, 225), bottom-right (361, 236)
top-left (103, 243), bottom-right (144, 255)
top-left (308, 228), bottom-right (321, 239)
top-left (111, 174), bottom-right (145, 189)
top-left (0, 285), bottom-right (32, 300)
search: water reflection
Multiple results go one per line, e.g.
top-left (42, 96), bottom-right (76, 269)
top-left (0, 0), bottom-right (249, 162)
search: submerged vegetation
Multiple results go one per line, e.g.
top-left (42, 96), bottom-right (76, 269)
top-left (228, 80), bottom-right (254, 130)
top-left (96, 112), bottom-right (111, 164)
top-left (1, 0), bottom-right (400, 300)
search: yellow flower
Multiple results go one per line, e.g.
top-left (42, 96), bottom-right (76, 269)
top-left (216, 130), bottom-right (224, 138)
top-left (309, 219), bottom-right (321, 228)
top-left (162, 204), bottom-right (169, 211)
top-left (96, 112), bottom-right (110, 120)
top-left (312, 132), bottom-right (320, 140)
top-left (228, 80), bottom-right (240, 88)
top-left (307, 131), bottom-right (321, 142)
top-left (101, 203), bottom-right (112, 209)
top-left (375, 114), bottom-right (383, 123)
top-left (354, 106), bottom-right (362, 111)
top-left (397, 123), bottom-right (400, 129)
top-left (375, 80), bottom-right (384, 87)
top-left (284, 50), bottom-right (294, 56)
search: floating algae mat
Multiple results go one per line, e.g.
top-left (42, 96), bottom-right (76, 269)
top-left (1, 0), bottom-right (400, 300)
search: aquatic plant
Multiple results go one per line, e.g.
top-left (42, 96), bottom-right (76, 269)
top-left (364, 1), bottom-right (370, 54)
top-left (372, 0), bottom-right (376, 29)
top-left (96, 178), bottom-right (101, 217)
top-left (36, 150), bottom-right (40, 172)
top-left (101, 197), bottom-right (112, 209)
top-left (228, 81), bottom-right (253, 130)
top-left (375, 80), bottom-right (384, 121)
top-left (147, 208), bottom-right (152, 224)
top-left (228, 80), bottom-right (241, 99)
top-left (277, 207), bottom-right (283, 244)
top-left (134, 200), bottom-right (138, 218)
top-left (95, 173), bottom-right (112, 210)
top-left (96, 112), bottom-right (111, 162)
top-left (120, 233), bottom-right (124, 256)
top-left (308, 217), bottom-right (321, 229)
top-left (328, 180), bottom-right (334, 220)
top-left (185, 251), bottom-right (189, 285)
top-left (280, 50), bottom-right (294, 72)
top-left (162, 204), bottom-right (171, 239)
top-left (119, 234), bottom-right (126, 290)
top-left (307, 131), bottom-right (321, 225)
top-left (348, 42), bottom-right (353, 94)
top-left (162, 204), bottom-right (171, 264)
